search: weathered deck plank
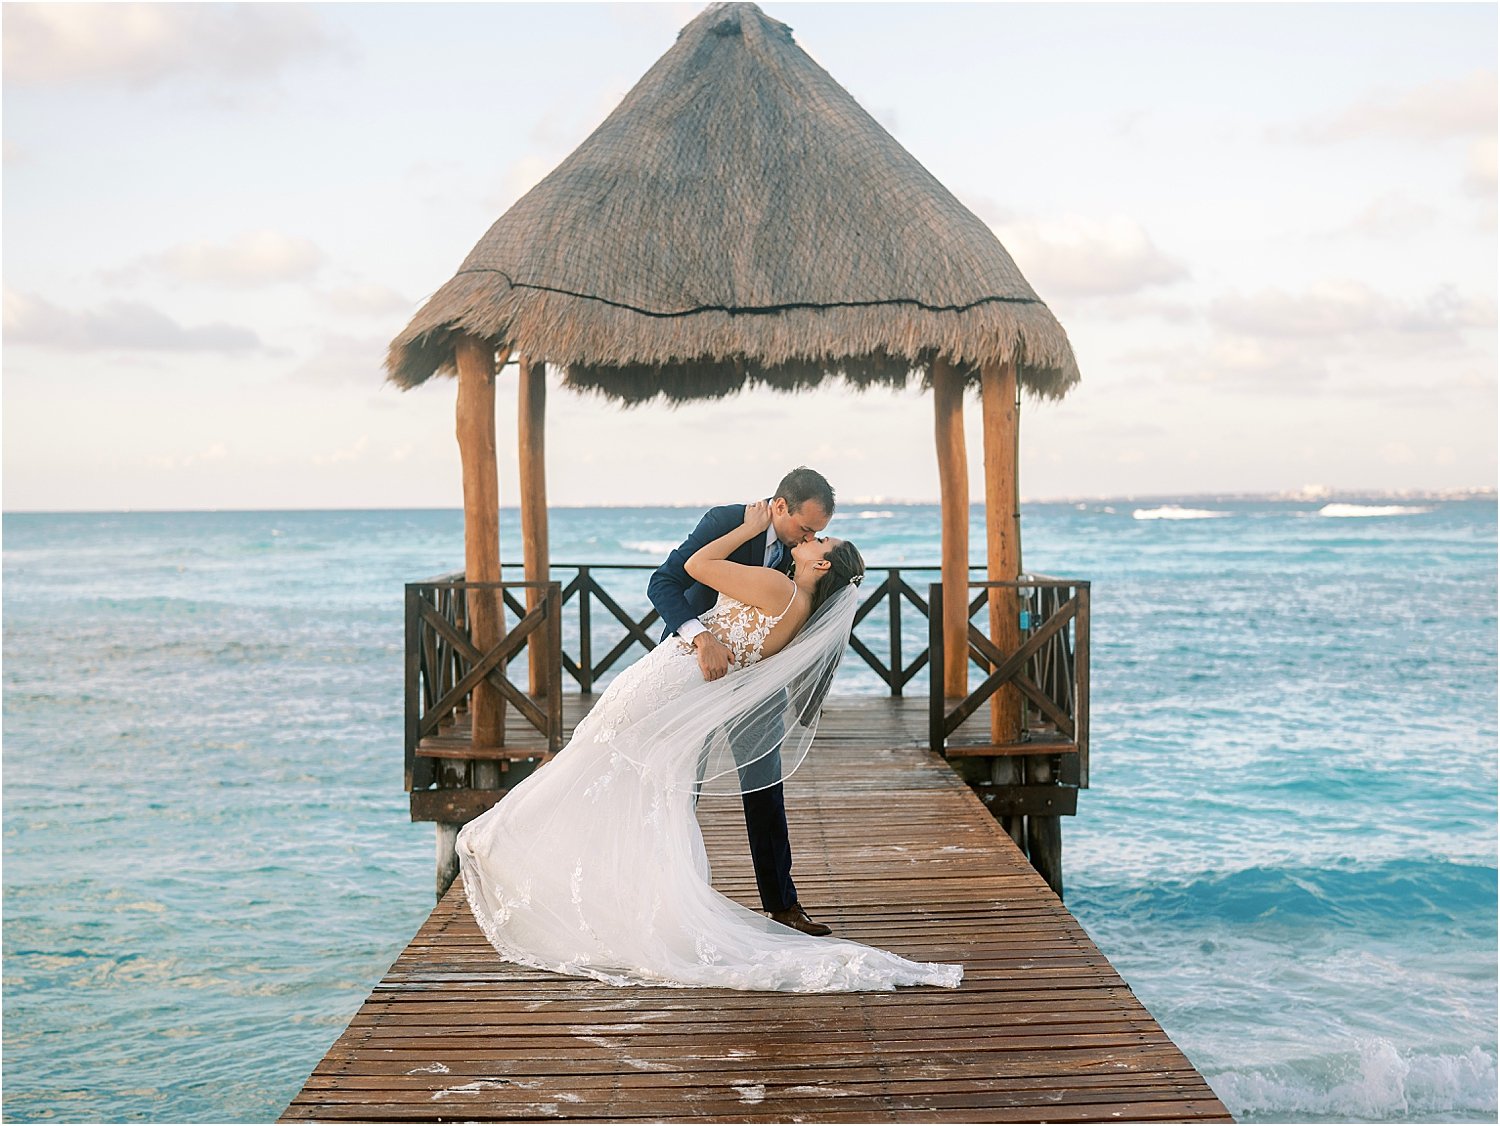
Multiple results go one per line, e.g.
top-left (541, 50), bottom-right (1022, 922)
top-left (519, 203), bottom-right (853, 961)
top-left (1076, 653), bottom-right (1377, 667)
top-left (284, 698), bottom-right (1231, 1123)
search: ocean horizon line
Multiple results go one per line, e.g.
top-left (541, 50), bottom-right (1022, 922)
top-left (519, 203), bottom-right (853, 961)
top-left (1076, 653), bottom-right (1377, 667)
top-left (3, 486), bottom-right (1495, 518)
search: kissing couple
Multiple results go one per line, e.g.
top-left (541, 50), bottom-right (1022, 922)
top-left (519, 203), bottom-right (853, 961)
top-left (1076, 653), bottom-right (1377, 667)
top-left (457, 467), bottom-right (962, 992)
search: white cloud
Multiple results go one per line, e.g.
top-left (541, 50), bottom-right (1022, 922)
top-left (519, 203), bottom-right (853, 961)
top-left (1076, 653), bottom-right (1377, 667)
top-left (1209, 282), bottom-right (1495, 340)
top-left (1465, 136), bottom-right (1498, 228)
top-left (1329, 195), bottom-right (1439, 239)
top-left (1069, 293), bottom-right (1199, 324)
top-left (317, 284), bottom-right (413, 318)
top-left (1293, 69), bottom-right (1497, 143)
top-left (287, 334), bottom-right (390, 388)
top-left (1380, 441), bottom-right (1417, 466)
top-left (955, 192), bottom-right (1015, 227)
top-left (145, 442), bottom-right (230, 471)
top-left (3, 3), bottom-right (337, 89)
top-left (312, 436), bottom-right (369, 466)
top-left (3, 289), bottom-right (264, 353)
top-left (503, 155), bottom-right (557, 209)
top-left (139, 230), bottom-right (324, 288)
top-left (1120, 337), bottom-right (1330, 392)
top-left (472, 153), bottom-right (566, 217)
top-left (1118, 279), bottom-right (1497, 400)
top-left (605, 3), bottom-right (704, 36)
top-left (1466, 136), bottom-right (1498, 195)
top-left (991, 216), bottom-right (1188, 300)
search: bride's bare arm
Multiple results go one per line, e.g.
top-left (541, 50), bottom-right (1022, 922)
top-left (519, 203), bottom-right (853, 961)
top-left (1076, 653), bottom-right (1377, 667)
top-left (685, 500), bottom-right (796, 615)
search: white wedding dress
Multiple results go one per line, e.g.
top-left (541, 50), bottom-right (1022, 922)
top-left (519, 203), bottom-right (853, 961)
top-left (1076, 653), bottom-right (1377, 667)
top-left (456, 590), bottom-right (963, 992)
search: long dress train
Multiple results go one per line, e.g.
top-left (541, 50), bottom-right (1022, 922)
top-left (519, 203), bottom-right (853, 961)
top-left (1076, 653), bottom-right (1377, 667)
top-left (456, 591), bottom-right (963, 992)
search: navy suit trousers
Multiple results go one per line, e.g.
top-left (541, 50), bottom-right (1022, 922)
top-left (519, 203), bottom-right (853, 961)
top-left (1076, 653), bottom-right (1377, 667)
top-left (742, 783), bottom-right (795, 912)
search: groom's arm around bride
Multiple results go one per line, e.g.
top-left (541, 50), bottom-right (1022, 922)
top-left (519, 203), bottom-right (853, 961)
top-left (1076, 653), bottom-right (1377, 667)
top-left (647, 502), bottom-right (749, 682)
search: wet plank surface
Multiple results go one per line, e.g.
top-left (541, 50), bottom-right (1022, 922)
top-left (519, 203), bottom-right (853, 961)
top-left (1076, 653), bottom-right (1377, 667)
top-left (284, 697), bottom-right (1232, 1123)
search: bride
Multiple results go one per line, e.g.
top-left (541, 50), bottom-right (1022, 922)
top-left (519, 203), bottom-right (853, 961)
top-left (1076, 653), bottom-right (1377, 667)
top-left (456, 501), bottom-right (963, 992)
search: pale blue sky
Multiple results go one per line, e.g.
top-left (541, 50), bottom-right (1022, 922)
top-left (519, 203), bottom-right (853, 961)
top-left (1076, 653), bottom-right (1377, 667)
top-left (4, 2), bottom-right (1495, 510)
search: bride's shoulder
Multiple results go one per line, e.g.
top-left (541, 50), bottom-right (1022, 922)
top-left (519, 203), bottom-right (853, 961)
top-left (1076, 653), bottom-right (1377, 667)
top-left (709, 590), bottom-right (776, 618)
top-left (704, 591), bottom-right (739, 614)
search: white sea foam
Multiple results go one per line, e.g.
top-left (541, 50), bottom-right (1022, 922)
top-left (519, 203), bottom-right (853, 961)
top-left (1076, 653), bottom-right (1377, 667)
top-left (1211, 1040), bottom-right (1497, 1121)
top-left (1318, 503), bottom-right (1434, 518)
top-left (620, 539), bottom-right (677, 556)
top-left (857, 510), bottom-right (895, 519)
top-left (1132, 505), bottom-right (1232, 520)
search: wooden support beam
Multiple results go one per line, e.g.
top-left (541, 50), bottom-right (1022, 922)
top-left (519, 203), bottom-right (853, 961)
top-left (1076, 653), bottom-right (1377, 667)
top-left (518, 356), bottom-right (550, 698)
top-left (1027, 754), bottom-right (1065, 899)
top-left (970, 781), bottom-right (1079, 818)
top-left (454, 334), bottom-right (507, 750)
top-left (434, 823), bottom-right (459, 901)
top-left (932, 357), bottom-right (969, 699)
top-left (412, 786), bottom-right (518, 825)
top-left (990, 755), bottom-right (1027, 845)
top-left (981, 359), bottom-right (1024, 745)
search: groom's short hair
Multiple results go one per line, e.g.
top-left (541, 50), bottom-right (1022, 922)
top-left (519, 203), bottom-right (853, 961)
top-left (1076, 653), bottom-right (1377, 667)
top-left (775, 466), bottom-right (835, 516)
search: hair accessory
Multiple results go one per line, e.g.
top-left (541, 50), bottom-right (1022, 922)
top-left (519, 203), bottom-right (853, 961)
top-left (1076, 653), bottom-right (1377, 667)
top-left (850, 573), bottom-right (864, 587)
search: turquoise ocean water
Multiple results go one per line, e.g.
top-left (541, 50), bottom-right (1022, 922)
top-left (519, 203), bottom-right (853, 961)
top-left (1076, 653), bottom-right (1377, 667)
top-left (3, 499), bottom-right (1495, 1122)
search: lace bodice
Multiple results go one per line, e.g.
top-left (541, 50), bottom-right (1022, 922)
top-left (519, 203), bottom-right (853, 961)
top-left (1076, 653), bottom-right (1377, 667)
top-left (694, 592), bottom-right (796, 670)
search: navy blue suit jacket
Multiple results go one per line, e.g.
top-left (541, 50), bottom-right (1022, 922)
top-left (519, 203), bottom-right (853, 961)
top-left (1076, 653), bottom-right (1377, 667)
top-left (649, 503), bottom-right (790, 640)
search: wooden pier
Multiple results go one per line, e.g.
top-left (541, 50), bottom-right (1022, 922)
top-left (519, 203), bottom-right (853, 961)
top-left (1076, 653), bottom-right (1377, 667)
top-left (284, 698), bottom-right (1230, 1123)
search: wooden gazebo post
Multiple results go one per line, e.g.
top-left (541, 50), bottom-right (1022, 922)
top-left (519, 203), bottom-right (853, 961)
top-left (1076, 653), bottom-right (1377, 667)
top-left (518, 357), bottom-right (550, 697)
top-left (434, 334), bottom-right (509, 890)
top-left (932, 357), bottom-right (969, 701)
top-left (981, 358), bottom-right (1026, 845)
top-left (981, 358), bottom-right (1024, 741)
top-left (454, 334), bottom-right (508, 754)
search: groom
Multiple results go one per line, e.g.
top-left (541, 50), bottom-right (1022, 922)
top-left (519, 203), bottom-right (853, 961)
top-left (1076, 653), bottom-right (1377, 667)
top-left (648, 466), bottom-right (836, 937)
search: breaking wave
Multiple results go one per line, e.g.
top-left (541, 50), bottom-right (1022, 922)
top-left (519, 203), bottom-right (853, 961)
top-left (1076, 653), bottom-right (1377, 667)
top-left (1132, 505), bottom-right (1232, 520)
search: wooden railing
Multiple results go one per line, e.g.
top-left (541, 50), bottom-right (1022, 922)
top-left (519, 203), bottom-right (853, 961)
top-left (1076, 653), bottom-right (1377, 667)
top-left (405, 566), bottom-right (1089, 779)
top-left (846, 568), bottom-right (934, 695)
top-left (555, 564), bottom-right (659, 694)
top-left (404, 566), bottom-right (1091, 898)
top-left (404, 575), bottom-right (563, 793)
top-left (471, 563), bottom-right (945, 695)
top-left (928, 576), bottom-right (1091, 784)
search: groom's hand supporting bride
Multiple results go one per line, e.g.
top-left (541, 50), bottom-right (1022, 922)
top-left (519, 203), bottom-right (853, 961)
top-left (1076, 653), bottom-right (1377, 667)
top-left (692, 632), bottom-right (730, 682)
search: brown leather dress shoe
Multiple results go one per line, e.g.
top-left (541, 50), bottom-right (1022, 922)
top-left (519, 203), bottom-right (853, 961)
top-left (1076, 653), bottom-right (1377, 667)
top-left (769, 903), bottom-right (833, 937)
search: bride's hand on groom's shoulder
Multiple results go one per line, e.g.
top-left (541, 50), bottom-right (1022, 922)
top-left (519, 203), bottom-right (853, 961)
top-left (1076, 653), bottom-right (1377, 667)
top-left (743, 499), bottom-right (772, 533)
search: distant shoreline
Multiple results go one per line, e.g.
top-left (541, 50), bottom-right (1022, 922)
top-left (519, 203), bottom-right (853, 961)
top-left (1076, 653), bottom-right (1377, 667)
top-left (3, 488), bottom-right (1495, 517)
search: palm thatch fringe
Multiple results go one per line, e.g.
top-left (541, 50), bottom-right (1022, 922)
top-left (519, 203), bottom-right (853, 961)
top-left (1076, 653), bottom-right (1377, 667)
top-left (389, 276), bottom-right (1077, 402)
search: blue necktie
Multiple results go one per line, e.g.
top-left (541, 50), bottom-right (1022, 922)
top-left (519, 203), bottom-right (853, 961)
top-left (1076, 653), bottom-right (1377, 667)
top-left (766, 541), bottom-right (783, 571)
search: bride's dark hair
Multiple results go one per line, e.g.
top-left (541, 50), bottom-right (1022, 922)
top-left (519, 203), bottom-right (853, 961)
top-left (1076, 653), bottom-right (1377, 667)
top-left (809, 540), bottom-right (865, 617)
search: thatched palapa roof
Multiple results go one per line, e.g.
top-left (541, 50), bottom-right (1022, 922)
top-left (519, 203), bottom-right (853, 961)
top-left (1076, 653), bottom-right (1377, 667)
top-left (387, 2), bottom-right (1079, 404)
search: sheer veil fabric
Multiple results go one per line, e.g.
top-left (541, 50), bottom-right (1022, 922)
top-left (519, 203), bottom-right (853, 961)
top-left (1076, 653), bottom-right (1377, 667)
top-left (457, 587), bottom-right (963, 992)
